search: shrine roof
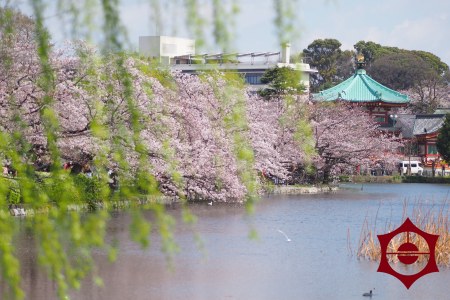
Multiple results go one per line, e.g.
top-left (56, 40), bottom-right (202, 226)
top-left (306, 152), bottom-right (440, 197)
top-left (395, 114), bottom-right (445, 138)
top-left (312, 69), bottom-right (409, 104)
top-left (394, 114), bottom-right (415, 138)
top-left (412, 114), bottom-right (446, 135)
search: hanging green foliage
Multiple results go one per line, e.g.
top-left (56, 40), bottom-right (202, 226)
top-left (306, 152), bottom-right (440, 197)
top-left (0, 1), bottom-right (305, 299)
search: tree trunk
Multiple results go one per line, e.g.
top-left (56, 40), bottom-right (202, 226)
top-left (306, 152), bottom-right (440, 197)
top-left (322, 166), bottom-right (332, 184)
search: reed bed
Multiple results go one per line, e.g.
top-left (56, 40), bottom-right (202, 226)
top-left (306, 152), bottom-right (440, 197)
top-left (357, 199), bottom-right (450, 267)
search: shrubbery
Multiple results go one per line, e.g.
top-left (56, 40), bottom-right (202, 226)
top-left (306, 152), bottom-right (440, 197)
top-left (403, 176), bottom-right (450, 184)
top-left (0, 176), bottom-right (21, 204)
top-left (72, 174), bottom-right (103, 210)
top-left (3, 174), bottom-right (104, 209)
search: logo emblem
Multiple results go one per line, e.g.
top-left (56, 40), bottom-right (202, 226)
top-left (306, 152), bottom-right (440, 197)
top-left (377, 218), bottom-right (439, 288)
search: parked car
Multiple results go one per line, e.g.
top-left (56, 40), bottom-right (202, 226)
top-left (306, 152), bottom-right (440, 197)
top-left (398, 161), bottom-right (423, 175)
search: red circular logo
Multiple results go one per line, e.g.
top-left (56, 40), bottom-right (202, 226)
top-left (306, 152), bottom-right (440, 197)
top-left (377, 218), bottom-right (439, 289)
top-left (397, 242), bottom-right (419, 264)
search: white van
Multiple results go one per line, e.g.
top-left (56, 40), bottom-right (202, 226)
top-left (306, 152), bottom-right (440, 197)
top-left (399, 161), bottom-right (423, 175)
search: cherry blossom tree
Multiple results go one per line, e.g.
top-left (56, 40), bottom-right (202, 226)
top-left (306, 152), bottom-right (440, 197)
top-left (401, 84), bottom-right (449, 114)
top-left (310, 102), bottom-right (402, 183)
top-left (1, 40), bottom-right (96, 167)
top-left (1, 24), bottom-right (314, 200)
top-left (0, 2), bottom-right (305, 299)
top-left (247, 94), bottom-right (310, 182)
top-left (135, 69), bottom-right (248, 201)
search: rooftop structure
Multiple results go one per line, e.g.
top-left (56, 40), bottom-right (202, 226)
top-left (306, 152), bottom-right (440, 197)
top-left (138, 36), bottom-right (317, 90)
top-left (395, 114), bottom-right (446, 138)
top-left (412, 114), bottom-right (446, 136)
top-left (312, 55), bottom-right (410, 125)
top-left (394, 113), bottom-right (446, 168)
top-left (139, 36), bottom-right (195, 64)
top-left (312, 68), bottom-right (409, 105)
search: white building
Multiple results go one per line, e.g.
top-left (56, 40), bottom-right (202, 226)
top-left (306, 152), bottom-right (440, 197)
top-left (139, 36), bottom-right (195, 64)
top-left (138, 36), bottom-right (317, 90)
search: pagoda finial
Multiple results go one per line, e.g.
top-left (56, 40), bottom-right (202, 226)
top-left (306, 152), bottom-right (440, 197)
top-left (356, 53), bottom-right (366, 69)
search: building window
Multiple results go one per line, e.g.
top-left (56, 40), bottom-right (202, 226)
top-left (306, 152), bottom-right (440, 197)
top-left (427, 144), bottom-right (438, 155)
top-left (402, 142), bottom-right (418, 155)
top-left (245, 74), bottom-right (263, 85)
top-left (418, 144), bottom-right (425, 155)
top-left (374, 115), bottom-right (386, 123)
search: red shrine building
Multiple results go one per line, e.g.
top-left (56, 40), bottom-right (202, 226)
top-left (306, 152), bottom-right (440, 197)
top-left (311, 56), bottom-right (410, 127)
top-left (394, 112), bottom-right (448, 173)
top-left (312, 56), bottom-right (448, 175)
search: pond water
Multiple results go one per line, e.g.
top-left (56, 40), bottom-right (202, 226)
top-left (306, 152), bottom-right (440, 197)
top-left (14, 183), bottom-right (450, 299)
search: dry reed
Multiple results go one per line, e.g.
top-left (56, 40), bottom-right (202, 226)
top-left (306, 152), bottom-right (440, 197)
top-left (357, 198), bottom-right (450, 267)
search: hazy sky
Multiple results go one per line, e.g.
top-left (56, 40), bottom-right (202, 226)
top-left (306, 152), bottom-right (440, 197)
top-left (19, 0), bottom-right (450, 66)
top-left (126, 0), bottom-right (450, 65)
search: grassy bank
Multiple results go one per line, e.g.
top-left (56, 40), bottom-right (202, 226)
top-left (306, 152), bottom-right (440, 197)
top-left (340, 175), bottom-right (450, 184)
top-left (2, 173), bottom-right (180, 217)
top-left (339, 175), bottom-right (402, 183)
top-left (402, 176), bottom-right (450, 184)
top-left (270, 184), bottom-right (338, 195)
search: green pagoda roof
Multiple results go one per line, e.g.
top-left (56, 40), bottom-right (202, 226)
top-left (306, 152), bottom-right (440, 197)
top-left (312, 69), bottom-right (409, 104)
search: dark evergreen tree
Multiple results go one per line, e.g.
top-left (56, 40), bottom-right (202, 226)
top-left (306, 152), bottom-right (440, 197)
top-left (437, 114), bottom-right (450, 162)
top-left (259, 66), bottom-right (305, 98)
top-left (368, 52), bottom-right (432, 90)
top-left (303, 38), bottom-right (352, 92)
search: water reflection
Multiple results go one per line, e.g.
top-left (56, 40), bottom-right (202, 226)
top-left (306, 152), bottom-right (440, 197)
top-left (13, 183), bottom-right (450, 299)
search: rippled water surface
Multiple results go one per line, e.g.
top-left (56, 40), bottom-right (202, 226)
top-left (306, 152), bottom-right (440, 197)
top-left (15, 183), bottom-right (450, 299)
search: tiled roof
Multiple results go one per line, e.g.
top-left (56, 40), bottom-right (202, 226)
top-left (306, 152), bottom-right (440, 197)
top-left (395, 114), bottom-right (445, 138)
top-left (413, 114), bottom-right (446, 135)
top-left (395, 115), bottom-right (416, 138)
top-left (312, 69), bottom-right (409, 104)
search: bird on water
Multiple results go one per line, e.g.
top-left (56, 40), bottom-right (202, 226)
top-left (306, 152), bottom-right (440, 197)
top-left (362, 289), bottom-right (373, 297)
top-left (277, 229), bottom-right (291, 242)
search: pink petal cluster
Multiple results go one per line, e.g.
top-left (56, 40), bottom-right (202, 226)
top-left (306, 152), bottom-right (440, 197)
top-left (311, 103), bottom-right (402, 181)
top-left (1, 30), bottom-right (402, 200)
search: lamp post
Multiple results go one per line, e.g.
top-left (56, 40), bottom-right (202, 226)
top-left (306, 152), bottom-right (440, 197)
top-left (390, 114), bottom-right (398, 127)
top-left (390, 114), bottom-right (399, 140)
